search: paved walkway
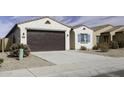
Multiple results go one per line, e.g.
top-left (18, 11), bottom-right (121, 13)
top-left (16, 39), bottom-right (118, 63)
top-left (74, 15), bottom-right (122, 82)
top-left (0, 51), bottom-right (124, 77)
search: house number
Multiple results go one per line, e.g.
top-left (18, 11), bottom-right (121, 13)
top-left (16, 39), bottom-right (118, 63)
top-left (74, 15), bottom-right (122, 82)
top-left (22, 36), bottom-right (25, 38)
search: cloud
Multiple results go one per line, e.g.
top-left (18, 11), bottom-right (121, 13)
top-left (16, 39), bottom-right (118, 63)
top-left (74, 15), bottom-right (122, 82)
top-left (83, 16), bottom-right (124, 27)
top-left (52, 16), bottom-right (66, 21)
top-left (10, 16), bottom-right (40, 23)
top-left (1, 16), bottom-right (124, 38)
top-left (64, 16), bottom-right (124, 27)
top-left (66, 16), bottom-right (107, 26)
top-left (0, 21), bottom-right (14, 38)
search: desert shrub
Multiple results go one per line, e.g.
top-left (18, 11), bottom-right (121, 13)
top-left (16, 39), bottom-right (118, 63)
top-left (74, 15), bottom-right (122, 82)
top-left (10, 43), bottom-right (30, 57)
top-left (0, 58), bottom-right (4, 64)
top-left (92, 45), bottom-right (99, 50)
top-left (110, 41), bottom-right (119, 49)
top-left (80, 46), bottom-right (87, 50)
top-left (99, 43), bottom-right (109, 52)
top-left (118, 41), bottom-right (124, 48)
top-left (0, 58), bottom-right (4, 67)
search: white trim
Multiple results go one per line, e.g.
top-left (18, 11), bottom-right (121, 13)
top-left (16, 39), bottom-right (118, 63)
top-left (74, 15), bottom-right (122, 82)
top-left (17, 17), bottom-right (71, 50)
top-left (73, 26), bottom-right (94, 49)
top-left (26, 28), bottom-right (68, 50)
top-left (25, 27), bottom-right (66, 32)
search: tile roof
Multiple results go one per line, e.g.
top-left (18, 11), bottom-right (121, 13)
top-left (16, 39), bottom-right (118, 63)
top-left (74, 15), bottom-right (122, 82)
top-left (17, 17), bottom-right (92, 30)
top-left (4, 17), bottom-right (71, 38)
top-left (103, 25), bottom-right (124, 33)
top-left (17, 16), bottom-right (92, 29)
top-left (116, 29), bottom-right (124, 33)
top-left (71, 24), bottom-right (84, 28)
top-left (92, 24), bottom-right (113, 31)
top-left (17, 16), bottom-right (71, 28)
top-left (70, 24), bottom-right (91, 29)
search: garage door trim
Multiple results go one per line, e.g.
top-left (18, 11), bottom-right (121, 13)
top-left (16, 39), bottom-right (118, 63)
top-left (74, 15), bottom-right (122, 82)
top-left (27, 29), bottom-right (66, 51)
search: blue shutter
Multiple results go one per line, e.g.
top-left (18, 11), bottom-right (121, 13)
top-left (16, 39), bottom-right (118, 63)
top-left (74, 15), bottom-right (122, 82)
top-left (78, 34), bottom-right (81, 43)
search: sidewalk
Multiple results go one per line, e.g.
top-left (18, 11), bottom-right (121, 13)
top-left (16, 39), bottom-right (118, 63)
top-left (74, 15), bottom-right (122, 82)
top-left (0, 58), bottom-right (124, 77)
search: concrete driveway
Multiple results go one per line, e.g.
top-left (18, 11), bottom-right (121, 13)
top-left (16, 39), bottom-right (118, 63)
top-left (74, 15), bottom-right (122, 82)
top-left (0, 56), bottom-right (124, 76)
top-left (0, 51), bottom-right (124, 77)
top-left (32, 51), bottom-right (119, 65)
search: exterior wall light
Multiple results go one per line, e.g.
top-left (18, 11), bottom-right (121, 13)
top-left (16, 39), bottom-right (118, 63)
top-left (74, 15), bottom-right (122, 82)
top-left (22, 33), bottom-right (25, 38)
top-left (83, 28), bottom-right (86, 30)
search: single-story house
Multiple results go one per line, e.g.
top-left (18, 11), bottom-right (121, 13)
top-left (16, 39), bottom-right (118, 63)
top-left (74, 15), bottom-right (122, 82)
top-left (3, 17), bottom-right (94, 52)
top-left (92, 24), bottom-right (113, 45)
top-left (114, 30), bottom-right (124, 41)
top-left (100, 25), bottom-right (124, 44)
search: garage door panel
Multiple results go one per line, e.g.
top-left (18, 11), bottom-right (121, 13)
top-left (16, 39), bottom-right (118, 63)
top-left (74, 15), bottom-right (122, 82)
top-left (27, 30), bottom-right (65, 51)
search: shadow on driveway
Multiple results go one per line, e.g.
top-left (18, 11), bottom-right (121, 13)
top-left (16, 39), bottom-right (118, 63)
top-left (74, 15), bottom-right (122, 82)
top-left (93, 70), bottom-right (124, 77)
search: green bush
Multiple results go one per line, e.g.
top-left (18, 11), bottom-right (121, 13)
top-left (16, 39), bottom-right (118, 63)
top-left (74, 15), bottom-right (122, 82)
top-left (110, 41), bottom-right (119, 49)
top-left (80, 46), bottom-right (87, 50)
top-left (118, 41), bottom-right (124, 48)
top-left (99, 43), bottom-right (109, 52)
top-left (0, 58), bottom-right (4, 66)
top-left (10, 43), bottom-right (31, 57)
top-left (92, 45), bottom-right (99, 50)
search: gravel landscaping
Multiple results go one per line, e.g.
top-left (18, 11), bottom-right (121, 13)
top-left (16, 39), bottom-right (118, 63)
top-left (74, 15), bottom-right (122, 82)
top-left (79, 48), bottom-right (124, 57)
top-left (0, 53), bottom-right (54, 72)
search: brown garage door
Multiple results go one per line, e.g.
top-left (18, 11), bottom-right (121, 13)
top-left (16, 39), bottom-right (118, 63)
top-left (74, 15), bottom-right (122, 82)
top-left (27, 30), bottom-right (65, 51)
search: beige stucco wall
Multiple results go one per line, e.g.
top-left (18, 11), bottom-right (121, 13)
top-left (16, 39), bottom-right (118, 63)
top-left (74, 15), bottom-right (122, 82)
top-left (93, 26), bottom-right (113, 45)
top-left (18, 17), bottom-right (71, 50)
top-left (73, 26), bottom-right (94, 49)
top-left (70, 30), bottom-right (75, 49)
top-left (0, 38), bottom-right (10, 52)
top-left (4, 38), bottom-right (13, 51)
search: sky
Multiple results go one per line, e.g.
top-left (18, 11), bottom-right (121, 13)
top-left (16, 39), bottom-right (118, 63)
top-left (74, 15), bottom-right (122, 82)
top-left (1, 16), bottom-right (124, 38)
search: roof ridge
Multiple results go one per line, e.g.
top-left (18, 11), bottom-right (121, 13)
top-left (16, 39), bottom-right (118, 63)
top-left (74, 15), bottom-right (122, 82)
top-left (17, 16), bottom-right (43, 24)
top-left (71, 24), bottom-right (91, 29)
top-left (17, 16), bottom-right (71, 28)
top-left (5, 17), bottom-right (71, 38)
top-left (102, 25), bottom-right (124, 33)
top-left (92, 24), bottom-right (113, 31)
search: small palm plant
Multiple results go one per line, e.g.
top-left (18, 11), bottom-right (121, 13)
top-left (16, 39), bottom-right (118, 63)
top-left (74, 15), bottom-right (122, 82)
top-left (0, 58), bottom-right (4, 67)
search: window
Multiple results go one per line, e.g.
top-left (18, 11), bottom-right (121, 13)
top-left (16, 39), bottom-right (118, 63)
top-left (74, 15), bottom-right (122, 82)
top-left (78, 34), bottom-right (90, 43)
top-left (96, 36), bottom-right (100, 44)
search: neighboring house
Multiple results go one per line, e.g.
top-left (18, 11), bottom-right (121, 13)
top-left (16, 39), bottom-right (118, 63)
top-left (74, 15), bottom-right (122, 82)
top-left (100, 25), bottom-right (124, 44)
top-left (113, 30), bottom-right (124, 42)
top-left (92, 24), bottom-right (113, 45)
top-left (4, 17), bottom-right (94, 52)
